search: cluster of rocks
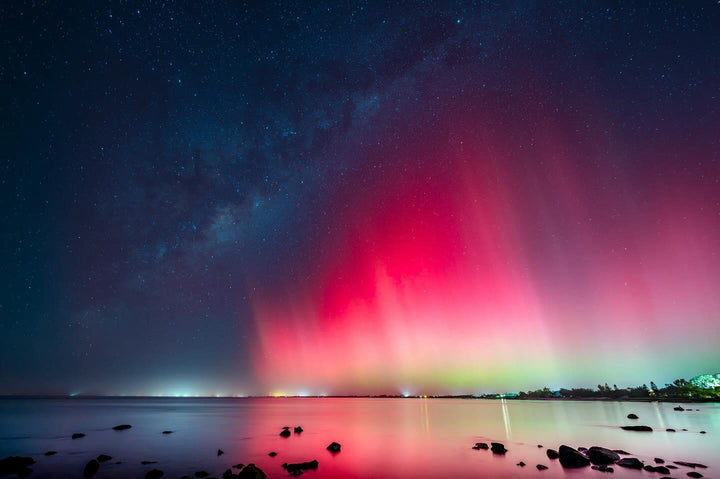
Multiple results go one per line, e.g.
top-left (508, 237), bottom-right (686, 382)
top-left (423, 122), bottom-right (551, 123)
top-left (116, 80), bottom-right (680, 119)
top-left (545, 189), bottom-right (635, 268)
top-left (472, 439), bottom-right (710, 477)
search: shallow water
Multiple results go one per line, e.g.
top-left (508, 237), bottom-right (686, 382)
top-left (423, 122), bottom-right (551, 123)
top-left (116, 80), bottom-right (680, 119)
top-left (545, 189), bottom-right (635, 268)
top-left (0, 398), bottom-right (717, 478)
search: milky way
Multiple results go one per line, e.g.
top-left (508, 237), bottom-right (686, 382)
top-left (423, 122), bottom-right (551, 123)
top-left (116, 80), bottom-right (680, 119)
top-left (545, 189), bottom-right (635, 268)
top-left (2, 1), bottom-right (719, 395)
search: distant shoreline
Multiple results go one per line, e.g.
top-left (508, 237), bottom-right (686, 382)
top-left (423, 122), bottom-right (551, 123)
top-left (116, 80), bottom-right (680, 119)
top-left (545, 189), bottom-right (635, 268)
top-left (1, 395), bottom-right (718, 403)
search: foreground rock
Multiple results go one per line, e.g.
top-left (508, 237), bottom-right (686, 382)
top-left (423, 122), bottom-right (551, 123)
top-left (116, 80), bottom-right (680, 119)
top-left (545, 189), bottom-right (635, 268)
top-left (546, 449), bottom-right (559, 459)
top-left (113, 424), bottom-right (132, 430)
top-left (617, 457), bottom-right (644, 469)
top-left (327, 441), bottom-right (342, 453)
top-left (587, 446), bottom-right (620, 465)
top-left (237, 464), bottom-right (267, 479)
top-left (621, 425), bottom-right (653, 431)
top-left (283, 460), bottom-right (319, 475)
top-left (558, 445), bottom-right (590, 468)
top-left (490, 442), bottom-right (507, 454)
top-left (146, 469), bottom-right (164, 479)
top-left (0, 456), bottom-right (35, 476)
top-left (83, 459), bottom-right (100, 477)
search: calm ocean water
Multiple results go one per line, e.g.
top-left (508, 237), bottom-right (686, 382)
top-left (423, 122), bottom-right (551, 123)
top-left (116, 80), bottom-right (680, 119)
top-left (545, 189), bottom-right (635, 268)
top-left (0, 398), bottom-right (717, 478)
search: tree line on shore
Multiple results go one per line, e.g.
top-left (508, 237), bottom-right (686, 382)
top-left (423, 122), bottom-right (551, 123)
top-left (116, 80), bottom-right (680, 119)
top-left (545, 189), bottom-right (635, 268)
top-left (512, 379), bottom-right (720, 401)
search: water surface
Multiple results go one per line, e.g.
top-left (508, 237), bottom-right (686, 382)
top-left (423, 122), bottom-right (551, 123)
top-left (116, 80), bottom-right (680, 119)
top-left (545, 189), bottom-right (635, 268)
top-left (0, 398), bottom-right (717, 478)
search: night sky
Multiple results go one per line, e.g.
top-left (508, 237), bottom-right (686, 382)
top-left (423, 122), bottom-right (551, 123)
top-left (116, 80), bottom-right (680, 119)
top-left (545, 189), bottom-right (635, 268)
top-left (2, 1), bottom-right (719, 396)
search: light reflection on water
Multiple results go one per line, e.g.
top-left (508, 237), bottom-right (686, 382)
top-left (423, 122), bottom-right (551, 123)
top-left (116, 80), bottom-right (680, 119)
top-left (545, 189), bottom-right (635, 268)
top-left (0, 398), bottom-right (717, 478)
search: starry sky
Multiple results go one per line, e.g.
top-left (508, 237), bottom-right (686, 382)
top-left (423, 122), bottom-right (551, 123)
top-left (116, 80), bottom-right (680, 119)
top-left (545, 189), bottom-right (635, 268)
top-left (1, 1), bottom-right (720, 396)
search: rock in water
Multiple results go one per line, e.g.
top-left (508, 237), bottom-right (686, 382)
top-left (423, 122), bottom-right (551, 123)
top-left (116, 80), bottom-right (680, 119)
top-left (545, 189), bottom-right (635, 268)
top-left (113, 424), bottom-right (132, 430)
top-left (146, 469), bottom-right (164, 479)
top-left (617, 458), bottom-right (644, 469)
top-left (516, 462), bottom-right (525, 467)
top-left (268, 452), bottom-right (277, 457)
top-left (282, 460), bottom-right (319, 475)
top-left (97, 454), bottom-right (112, 462)
top-left (490, 442), bottom-right (507, 454)
top-left (237, 464), bottom-right (267, 479)
top-left (222, 469), bottom-right (234, 479)
top-left (279, 427), bottom-right (291, 437)
top-left (162, 430), bottom-right (173, 434)
top-left (546, 449), bottom-right (559, 459)
top-left (44, 451), bottom-right (57, 456)
top-left (72, 433), bottom-right (86, 439)
top-left (327, 442), bottom-right (342, 453)
top-left (194, 472), bottom-right (209, 477)
top-left (673, 461), bottom-right (707, 468)
top-left (558, 445), bottom-right (590, 468)
top-left (687, 473), bottom-right (704, 478)
top-left (644, 465), bottom-right (670, 474)
top-left (591, 465), bottom-right (614, 473)
top-left (217, 449), bottom-right (224, 456)
top-left (83, 459), bottom-right (100, 477)
top-left (294, 426), bottom-right (303, 433)
top-left (621, 425), bottom-right (653, 431)
top-left (472, 442), bottom-right (488, 450)
top-left (0, 456), bottom-right (35, 476)
top-left (627, 413), bottom-right (639, 419)
top-left (536, 464), bottom-right (548, 470)
top-left (655, 458), bottom-right (665, 463)
top-left (587, 446), bottom-right (620, 465)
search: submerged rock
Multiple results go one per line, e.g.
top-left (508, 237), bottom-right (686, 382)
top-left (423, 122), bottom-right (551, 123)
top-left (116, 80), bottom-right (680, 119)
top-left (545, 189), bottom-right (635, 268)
top-left (627, 413), bottom-right (639, 419)
top-left (558, 445), bottom-right (590, 468)
top-left (591, 464), bottom-right (614, 473)
top-left (673, 461), bottom-right (707, 468)
top-left (621, 425), bottom-right (653, 431)
top-left (146, 469), bottom-right (164, 479)
top-left (0, 456), bottom-right (35, 476)
top-left (536, 464), bottom-right (548, 470)
top-left (113, 424), bottom-right (132, 430)
top-left (44, 451), bottom-right (57, 456)
top-left (327, 442), bottom-right (342, 453)
top-left (612, 449), bottom-right (631, 454)
top-left (97, 454), bottom-right (112, 462)
top-left (237, 464), bottom-right (267, 479)
top-left (83, 459), bottom-right (100, 477)
top-left (546, 449), bottom-right (559, 459)
top-left (587, 446), bottom-right (620, 465)
top-left (490, 442), bottom-right (507, 454)
top-left (644, 465), bottom-right (670, 474)
top-left (142, 461), bottom-right (158, 465)
top-left (72, 433), bottom-right (86, 439)
top-left (617, 458), bottom-right (644, 469)
top-left (472, 442), bottom-right (489, 450)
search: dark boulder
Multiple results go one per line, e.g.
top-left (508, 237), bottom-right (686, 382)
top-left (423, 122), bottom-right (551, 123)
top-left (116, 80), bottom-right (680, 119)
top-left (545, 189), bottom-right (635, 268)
top-left (591, 465), bottom-right (614, 473)
top-left (268, 452), bottom-right (277, 457)
top-left (699, 430), bottom-right (706, 434)
top-left (546, 449), bottom-right (559, 459)
top-left (0, 456), bottom-right (35, 476)
top-left (222, 469), bottom-right (234, 479)
top-left (644, 465), bottom-right (670, 474)
top-left (621, 425), bottom-right (653, 431)
top-left (237, 464), bottom-right (267, 479)
top-left (327, 442), bottom-right (342, 453)
top-left (146, 469), bottom-right (164, 479)
top-left (655, 458), bottom-right (665, 463)
top-left (537, 444), bottom-right (543, 448)
top-left (687, 473), bottom-right (703, 478)
top-left (612, 449), bottom-right (630, 454)
top-left (83, 459), bottom-right (100, 478)
top-left (617, 458), bottom-right (644, 469)
top-left (97, 454), bottom-right (112, 462)
top-left (195, 472), bottom-right (209, 478)
top-left (558, 445), bottom-right (590, 468)
top-left (294, 426), bottom-right (303, 433)
top-left (667, 428), bottom-right (676, 432)
top-left (279, 427), bottom-right (291, 437)
top-left (141, 461), bottom-right (158, 465)
top-left (217, 449), bottom-right (224, 456)
top-left (232, 464), bottom-right (244, 469)
top-left (536, 464), bottom-right (548, 470)
top-left (72, 433), bottom-right (86, 439)
top-left (587, 446), bottom-right (620, 465)
top-left (516, 461), bottom-right (525, 467)
top-left (490, 442), bottom-right (507, 454)
top-left (44, 451), bottom-right (57, 456)
top-left (674, 406), bottom-right (685, 411)
top-left (627, 413), bottom-right (639, 419)
top-left (113, 424), bottom-right (132, 430)
top-left (162, 430), bottom-right (173, 434)
top-left (472, 442), bottom-right (488, 450)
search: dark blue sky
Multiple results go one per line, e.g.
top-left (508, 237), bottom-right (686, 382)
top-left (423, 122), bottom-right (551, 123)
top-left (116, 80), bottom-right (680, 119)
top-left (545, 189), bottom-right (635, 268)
top-left (2, 1), bottom-right (719, 395)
